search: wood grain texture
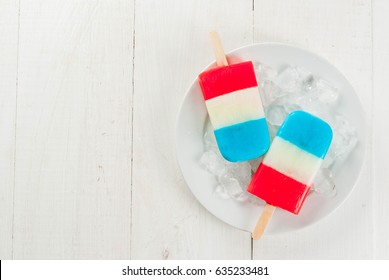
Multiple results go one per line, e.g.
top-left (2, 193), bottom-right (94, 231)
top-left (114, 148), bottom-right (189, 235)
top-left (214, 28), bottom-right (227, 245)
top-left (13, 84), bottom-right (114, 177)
top-left (0, 0), bottom-right (18, 260)
top-left (0, 0), bottom-right (387, 260)
top-left (253, 0), bottom-right (373, 259)
top-left (372, 0), bottom-right (389, 259)
top-left (13, 0), bottom-right (134, 259)
top-left (131, 0), bottom-right (253, 259)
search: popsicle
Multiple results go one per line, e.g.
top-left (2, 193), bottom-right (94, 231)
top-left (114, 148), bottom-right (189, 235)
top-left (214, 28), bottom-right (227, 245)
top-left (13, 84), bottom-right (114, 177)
top-left (198, 32), bottom-right (270, 162)
top-left (247, 110), bottom-right (333, 239)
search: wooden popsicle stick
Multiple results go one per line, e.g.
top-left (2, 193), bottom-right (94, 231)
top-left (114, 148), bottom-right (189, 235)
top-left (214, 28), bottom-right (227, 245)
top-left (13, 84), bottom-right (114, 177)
top-left (209, 31), bottom-right (228, 67)
top-left (252, 204), bottom-right (276, 240)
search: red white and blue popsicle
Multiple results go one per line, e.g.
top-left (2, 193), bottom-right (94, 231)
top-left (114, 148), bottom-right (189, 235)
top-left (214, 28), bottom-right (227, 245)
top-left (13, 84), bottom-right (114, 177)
top-left (198, 32), bottom-right (270, 162)
top-left (248, 111), bottom-right (333, 239)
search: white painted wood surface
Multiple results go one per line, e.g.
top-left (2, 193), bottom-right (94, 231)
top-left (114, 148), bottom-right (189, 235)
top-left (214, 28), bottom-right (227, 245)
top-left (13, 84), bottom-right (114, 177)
top-left (0, 0), bottom-right (387, 259)
top-left (373, 0), bottom-right (389, 259)
top-left (13, 0), bottom-right (133, 259)
top-left (0, 0), bottom-right (18, 260)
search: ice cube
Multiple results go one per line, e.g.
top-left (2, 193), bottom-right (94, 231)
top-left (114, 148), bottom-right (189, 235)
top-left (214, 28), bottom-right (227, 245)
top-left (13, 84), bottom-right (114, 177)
top-left (219, 174), bottom-right (246, 201)
top-left (256, 63), bottom-right (278, 82)
top-left (322, 115), bottom-right (358, 168)
top-left (296, 93), bottom-right (321, 114)
top-left (302, 75), bottom-right (339, 105)
top-left (199, 150), bottom-right (226, 177)
top-left (322, 147), bottom-right (336, 168)
top-left (204, 118), bottom-right (218, 150)
top-left (316, 79), bottom-right (339, 105)
top-left (226, 161), bottom-right (252, 187)
top-left (313, 168), bottom-right (336, 197)
top-left (266, 123), bottom-right (279, 141)
top-left (265, 104), bottom-right (288, 126)
top-left (213, 184), bottom-right (230, 199)
top-left (295, 89), bottom-right (332, 118)
top-left (274, 66), bottom-right (310, 92)
top-left (260, 80), bottom-right (285, 107)
top-left (282, 103), bottom-right (301, 114)
top-left (331, 115), bottom-right (358, 161)
top-left (302, 75), bottom-right (318, 92)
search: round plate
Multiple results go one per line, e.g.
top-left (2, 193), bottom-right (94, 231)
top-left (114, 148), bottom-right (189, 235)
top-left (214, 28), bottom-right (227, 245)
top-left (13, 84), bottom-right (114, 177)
top-left (175, 43), bottom-right (366, 234)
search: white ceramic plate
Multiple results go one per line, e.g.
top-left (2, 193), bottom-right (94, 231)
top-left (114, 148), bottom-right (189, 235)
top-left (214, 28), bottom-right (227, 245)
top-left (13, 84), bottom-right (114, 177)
top-left (175, 43), bottom-right (366, 234)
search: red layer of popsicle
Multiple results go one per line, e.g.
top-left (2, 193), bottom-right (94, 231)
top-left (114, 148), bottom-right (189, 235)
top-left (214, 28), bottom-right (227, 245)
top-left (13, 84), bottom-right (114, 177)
top-left (198, 61), bottom-right (258, 100)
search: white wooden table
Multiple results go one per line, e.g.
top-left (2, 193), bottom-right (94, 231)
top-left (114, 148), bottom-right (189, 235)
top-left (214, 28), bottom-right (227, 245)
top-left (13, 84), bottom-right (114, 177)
top-left (0, 0), bottom-right (387, 259)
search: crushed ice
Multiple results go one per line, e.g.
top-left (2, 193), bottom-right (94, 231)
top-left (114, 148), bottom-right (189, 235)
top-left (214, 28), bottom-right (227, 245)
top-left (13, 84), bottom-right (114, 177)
top-left (199, 63), bottom-right (358, 202)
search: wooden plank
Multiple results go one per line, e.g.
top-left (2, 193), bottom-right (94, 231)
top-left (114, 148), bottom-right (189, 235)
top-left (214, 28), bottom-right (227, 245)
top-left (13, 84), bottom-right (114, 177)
top-left (0, 0), bottom-right (18, 260)
top-left (13, 0), bottom-right (134, 259)
top-left (253, 0), bottom-right (373, 259)
top-left (372, 0), bottom-right (389, 259)
top-left (131, 0), bottom-right (253, 259)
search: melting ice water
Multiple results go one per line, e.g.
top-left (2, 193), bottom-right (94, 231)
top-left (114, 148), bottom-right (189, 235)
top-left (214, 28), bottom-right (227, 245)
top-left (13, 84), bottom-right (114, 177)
top-left (199, 63), bottom-right (358, 202)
